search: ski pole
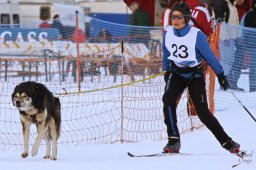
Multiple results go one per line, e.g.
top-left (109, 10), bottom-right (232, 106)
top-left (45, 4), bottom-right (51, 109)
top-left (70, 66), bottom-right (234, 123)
top-left (229, 90), bottom-right (256, 122)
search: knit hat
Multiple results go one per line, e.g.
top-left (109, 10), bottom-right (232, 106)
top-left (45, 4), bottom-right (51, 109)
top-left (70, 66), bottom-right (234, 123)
top-left (170, 2), bottom-right (191, 25)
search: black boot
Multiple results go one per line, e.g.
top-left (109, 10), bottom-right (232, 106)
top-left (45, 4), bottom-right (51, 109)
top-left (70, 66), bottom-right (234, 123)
top-left (222, 139), bottom-right (240, 153)
top-left (163, 137), bottom-right (181, 153)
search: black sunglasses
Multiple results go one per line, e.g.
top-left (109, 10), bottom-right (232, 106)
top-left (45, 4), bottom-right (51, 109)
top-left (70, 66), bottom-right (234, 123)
top-left (170, 14), bottom-right (189, 20)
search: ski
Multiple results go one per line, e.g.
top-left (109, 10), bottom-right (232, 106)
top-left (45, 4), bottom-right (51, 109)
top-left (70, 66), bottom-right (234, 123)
top-left (127, 152), bottom-right (191, 157)
top-left (127, 151), bottom-right (246, 158)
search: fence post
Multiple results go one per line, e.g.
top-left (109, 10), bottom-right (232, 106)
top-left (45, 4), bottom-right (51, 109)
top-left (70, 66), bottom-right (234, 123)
top-left (120, 40), bottom-right (124, 143)
top-left (4, 60), bottom-right (8, 81)
top-left (209, 21), bottom-right (221, 113)
top-left (75, 11), bottom-right (81, 92)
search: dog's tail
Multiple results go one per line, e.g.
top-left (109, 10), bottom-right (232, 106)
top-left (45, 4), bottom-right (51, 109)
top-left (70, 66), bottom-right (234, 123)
top-left (54, 97), bottom-right (61, 138)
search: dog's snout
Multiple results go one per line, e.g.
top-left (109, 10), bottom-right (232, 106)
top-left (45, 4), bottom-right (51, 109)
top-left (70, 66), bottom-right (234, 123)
top-left (16, 100), bottom-right (21, 107)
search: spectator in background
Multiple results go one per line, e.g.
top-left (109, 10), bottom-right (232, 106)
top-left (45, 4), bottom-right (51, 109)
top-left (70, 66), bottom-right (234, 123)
top-left (161, 0), bottom-right (174, 30)
top-left (39, 16), bottom-right (51, 28)
top-left (225, 0), bottom-right (240, 25)
top-left (224, 0), bottom-right (244, 91)
top-left (244, 0), bottom-right (256, 92)
top-left (208, 0), bottom-right (250, 22)
top-left (228, 0), bottom-right (256, 92)
top-left (129, 1), bottom-right (152, 27)
top-left (212, 0), bottom-right (229, 22)
top-left (129, 1), bottom-right (152, 45)
top-left (198, 0), bottom-right (214, 16)
top-left (95, 29), bottom-right (112, 43)
top-left (51, 14), bottom-right (64, 39)
top-left (186, 0), bottom-right (214, 36)
top-left (236, 0), bottom-right (252, 23)
top-left (230, 0), bottom-right (256, 92)
top-left (228, 0), bottom-right (251, 90)
top-left (73, 28), bottom-right (86, 43)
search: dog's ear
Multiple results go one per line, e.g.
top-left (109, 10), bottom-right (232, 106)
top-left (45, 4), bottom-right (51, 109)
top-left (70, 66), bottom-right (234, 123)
top-left (33, 83), bottom-right (39, 91)
top-left (27, 82), bottom-right (37, 93)
top-left (31, 84), bottom-right (41, 96)
top-left (31, 84), bottom-right (44, 110)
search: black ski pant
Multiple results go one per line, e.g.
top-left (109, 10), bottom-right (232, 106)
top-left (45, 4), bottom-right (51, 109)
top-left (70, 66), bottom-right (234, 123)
top-left (162, 73), bottom-right (231, 145)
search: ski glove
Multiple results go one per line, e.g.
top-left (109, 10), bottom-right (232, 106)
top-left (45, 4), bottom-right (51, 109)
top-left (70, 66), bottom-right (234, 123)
top-left (163, 71), bottom-right (171, 84)
top-left (217, 73), bottom-right (230, 90)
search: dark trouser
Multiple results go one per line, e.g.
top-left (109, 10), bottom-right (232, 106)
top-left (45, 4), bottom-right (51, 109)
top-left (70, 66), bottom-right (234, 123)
top-left (227, 38), bottom-right (244, 88)
top-left (249, 56), bottom-right (256, 91)
top-left (228, 37), bottom-right (256, 91)
top-left (162, 73), bottom-right (230, 145)
top-left (247, 39), bottom-right (256, 92)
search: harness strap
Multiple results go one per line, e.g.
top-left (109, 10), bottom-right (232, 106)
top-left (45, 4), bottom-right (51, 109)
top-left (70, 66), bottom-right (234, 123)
top-left (171, 62), bottom-right (203, 74)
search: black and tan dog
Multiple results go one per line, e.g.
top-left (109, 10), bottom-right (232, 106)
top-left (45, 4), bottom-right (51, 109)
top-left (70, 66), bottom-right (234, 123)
top-left (12, 81), bottom-right (61, 160)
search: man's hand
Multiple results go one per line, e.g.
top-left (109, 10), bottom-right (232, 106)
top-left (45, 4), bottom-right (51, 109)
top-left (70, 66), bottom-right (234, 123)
top-left (217, 73), bottom-right (230, 90)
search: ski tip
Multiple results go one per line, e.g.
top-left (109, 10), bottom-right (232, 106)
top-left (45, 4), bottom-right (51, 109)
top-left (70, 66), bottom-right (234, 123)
top-left (127, 152), bottom-right (135, 157)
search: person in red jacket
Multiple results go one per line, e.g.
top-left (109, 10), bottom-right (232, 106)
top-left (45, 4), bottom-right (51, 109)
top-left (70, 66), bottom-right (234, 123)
top-left (73, 29), bottom-right (86, 43)
top-left (39, 16), bottom-right (51, 29)
top-left (235, 0), bottom-right (252, 23)
top-left (161, 0), bottom-right (174, 30)
top-left (161, 0), bottom-right (213, 36)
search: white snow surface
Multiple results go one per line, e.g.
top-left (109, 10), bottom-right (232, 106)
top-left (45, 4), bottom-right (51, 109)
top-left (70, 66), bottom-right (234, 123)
top-left (1, 107), bottom-right (255, 170)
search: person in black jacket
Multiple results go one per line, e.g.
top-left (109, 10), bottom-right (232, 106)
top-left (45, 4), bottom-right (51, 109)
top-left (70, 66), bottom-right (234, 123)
top-left (51, 14), bottom-right (64, 39)
top-left (212, 0), bottom-right (230, 22)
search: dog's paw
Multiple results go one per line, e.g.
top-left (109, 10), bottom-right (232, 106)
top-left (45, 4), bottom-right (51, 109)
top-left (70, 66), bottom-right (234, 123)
top-left (51, 157), bottom-right (57, 161)
top-left (31, 146), bottom-right (38, 157)
top-left (43, 155), bottom-right (51, 159)
top-left (21, 152), bottom-right (28, 158)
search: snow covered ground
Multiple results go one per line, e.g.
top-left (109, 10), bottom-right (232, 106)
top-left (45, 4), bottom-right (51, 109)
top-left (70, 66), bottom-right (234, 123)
top-left (1, 62), bottom-right (255, 170)
top-left (1, 106), bottom-right (255, 170)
